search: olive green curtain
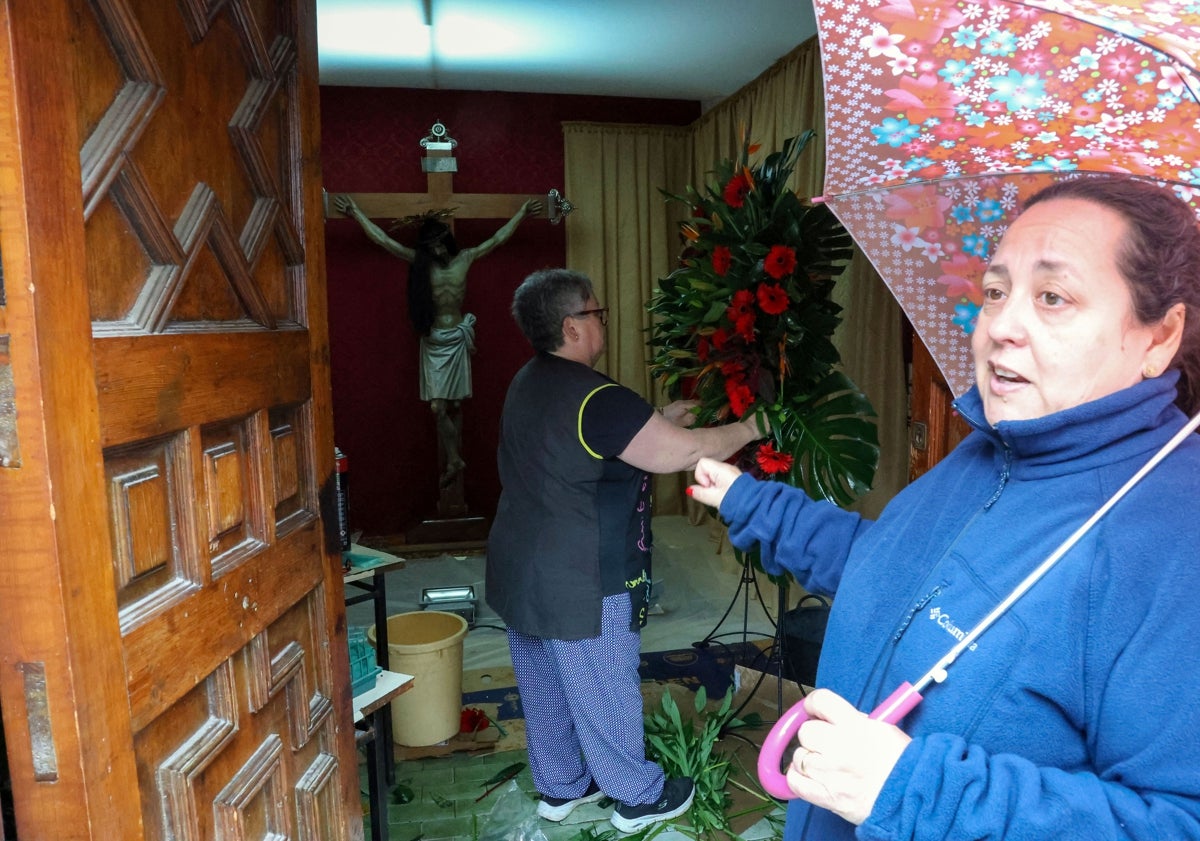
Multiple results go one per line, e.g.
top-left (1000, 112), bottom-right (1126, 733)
top-left (563, 37), bottom-right (909, 521)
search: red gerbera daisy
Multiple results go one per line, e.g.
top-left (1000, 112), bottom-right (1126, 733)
top-left (764, 245), bottom-right (797, 279)
top-left (711, 245), bottom-right (732, 276)
top-left (711, 327), bottom-right (730, 350)
top-left (756, 442), bottom-right (793, 474)
top-left (720, 359), bottom-right (746, 381)
top-left (735, 313), bottom-right (756, 343)
top-left (726, 289), bottom-right (755, 321)
top-left (756, 282), bottom-right (789, 315)
top-left (726, 380), bottom-right (754, 417)
top-left (723, 172), bottom-right (752, 208)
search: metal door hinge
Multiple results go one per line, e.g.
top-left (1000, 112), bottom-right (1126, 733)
top-left (911, 421), bottom-right (928, 452)
top-left (21, 662), bottom-right (58, 781)
top-left (1, 335), bottom-right (20, 468)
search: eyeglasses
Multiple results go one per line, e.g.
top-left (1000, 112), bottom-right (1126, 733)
top-left (571, 307), bottom-right (609, 327)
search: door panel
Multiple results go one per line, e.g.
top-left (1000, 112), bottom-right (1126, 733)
top-left (909, 329), bottom-right (972, 482)
top-left (0, 2), bottom-right (357, 839)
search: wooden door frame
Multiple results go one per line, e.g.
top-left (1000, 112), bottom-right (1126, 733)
top-left (908, 325), bottom-right (972, 482)
top-left (0, 3), bottom-right (140, 835)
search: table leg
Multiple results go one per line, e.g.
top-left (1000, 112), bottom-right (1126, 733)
top-left (370, 570), bottom-right (396, 784)
top-left (360, 719), bottom-right (388, 841)
top-left (372, 569), bottom-right (390, 670)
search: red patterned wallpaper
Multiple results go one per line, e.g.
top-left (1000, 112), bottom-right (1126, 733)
top-left (321, 86), bottom-right (699, 538)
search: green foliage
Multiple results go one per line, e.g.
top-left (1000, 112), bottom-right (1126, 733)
top-left (482, 761), bottom-right (527, 788)
top-left (569, 827), bottom-right (620, 841)
top-left (642, 686), bottom-right (759, 838)
top-left (649, 129), bottom-right (877, 510)
top-left (776, 372), bottom-right (881, 503)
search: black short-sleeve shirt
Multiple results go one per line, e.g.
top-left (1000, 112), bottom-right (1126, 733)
top-left (486, 353), bottom-right (655, 639)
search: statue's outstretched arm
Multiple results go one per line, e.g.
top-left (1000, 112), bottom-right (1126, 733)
top-left (465, 198), bottom-right (543, 262)
top-left (333, 194), bottom-right (416, 263)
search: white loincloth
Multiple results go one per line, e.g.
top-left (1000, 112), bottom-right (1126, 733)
top-left (419, 313), bottom-right (476, 401)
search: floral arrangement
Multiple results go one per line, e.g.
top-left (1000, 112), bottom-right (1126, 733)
top-left (649, 130), bottom-right (879, 506)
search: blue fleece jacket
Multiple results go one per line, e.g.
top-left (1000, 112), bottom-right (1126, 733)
top-left (721, 373), bottom-right (1200, 841)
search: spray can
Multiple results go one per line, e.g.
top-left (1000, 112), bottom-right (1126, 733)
top-left (334, 447), bottom-right (350, 552)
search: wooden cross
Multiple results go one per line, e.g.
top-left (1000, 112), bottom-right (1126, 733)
top-left (325, 137), bottom-right (554, 546)
top-left (325, 148), bottom-right (545, 225)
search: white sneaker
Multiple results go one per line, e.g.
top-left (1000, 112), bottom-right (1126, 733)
top-left (536, 781), bottom-right (605, 821)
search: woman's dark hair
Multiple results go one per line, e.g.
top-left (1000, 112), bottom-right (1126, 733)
top-left (407, 219), bottom-right (460, 336)
top-left (1024, 176), bottom-right (1200, 415)
top-left (511, 268), bottom-right (594, 353)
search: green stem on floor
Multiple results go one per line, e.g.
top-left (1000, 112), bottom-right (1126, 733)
top-left (727, 776), bottom-right (773, 802)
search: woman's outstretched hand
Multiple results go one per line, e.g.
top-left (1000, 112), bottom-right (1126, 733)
top-left (688, 457), bottom-right (744, 510)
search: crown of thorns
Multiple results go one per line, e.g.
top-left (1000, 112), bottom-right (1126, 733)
top-left (386, 207), bottom-right (456, 234)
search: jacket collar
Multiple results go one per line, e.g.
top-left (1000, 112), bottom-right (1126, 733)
top-left (954, 371), bottom-right (1185, 480)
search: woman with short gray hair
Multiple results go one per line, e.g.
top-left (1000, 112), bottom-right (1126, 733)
top-left (487, 267), bottom-right (767, 833)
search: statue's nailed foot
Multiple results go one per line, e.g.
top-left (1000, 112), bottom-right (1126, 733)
top-left (440, 456), bottom-right (466, 489)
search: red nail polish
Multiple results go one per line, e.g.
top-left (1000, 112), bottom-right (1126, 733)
top-left (685, 486), bottom-right (694, 497)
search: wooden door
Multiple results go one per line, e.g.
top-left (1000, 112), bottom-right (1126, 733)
top-left (908, 329), bottom-right (972, 482)
top-left (0, 2), bottom-right (360, 840)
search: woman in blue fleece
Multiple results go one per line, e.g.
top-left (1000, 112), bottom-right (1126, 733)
top-left (690, 176), bottom-right (1200, 840)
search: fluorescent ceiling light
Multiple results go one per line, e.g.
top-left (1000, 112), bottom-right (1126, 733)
top-left (318, 5), bottom-right (431, 62)
top-left (433, 12), bottom-right (526, 62)
top-left (315, 0), bottom-right (818, 100)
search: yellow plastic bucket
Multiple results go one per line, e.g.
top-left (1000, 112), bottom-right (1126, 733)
top-left (367, 611), bottom-right (468, 746)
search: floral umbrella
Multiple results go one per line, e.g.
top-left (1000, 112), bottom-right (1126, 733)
top-left (813, 0), bottom-right (1200, 396)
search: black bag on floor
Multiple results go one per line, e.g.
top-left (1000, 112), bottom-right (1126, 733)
top-left (781, 594), bottom-right (831, 687)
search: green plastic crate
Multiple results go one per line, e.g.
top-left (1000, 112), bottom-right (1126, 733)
top-left (348, 626), bottom-right (381, 696)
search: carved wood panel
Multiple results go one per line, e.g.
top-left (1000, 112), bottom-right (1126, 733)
top-left (0, 0), bottom-right (355, 838)
top-left (77, 0), bottom-right (353, 830)
top-left (134, 594), bottom-right (339, 841)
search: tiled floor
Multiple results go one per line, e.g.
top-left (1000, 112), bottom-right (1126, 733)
top-left (360, 749), bottom-right (621, 840)
top-left (352, 516), bottom-right (791, 840)
top-left (360, 740), bottom-right (785, 841)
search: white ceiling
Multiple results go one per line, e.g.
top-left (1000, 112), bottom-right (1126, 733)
top-left (316, 0), bottom-right (818, 105)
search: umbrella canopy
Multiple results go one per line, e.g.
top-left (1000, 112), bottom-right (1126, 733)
top-left (813, 0), bottom-right (1200, 396)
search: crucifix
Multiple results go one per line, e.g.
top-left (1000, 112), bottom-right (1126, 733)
top-left (327, 121), bottom-right (572, 544)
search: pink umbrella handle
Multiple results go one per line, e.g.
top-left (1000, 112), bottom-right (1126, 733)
top-left (757, 682), bottom-right (924, 800)
top-left (757, 699), bottom-right (815, 800)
